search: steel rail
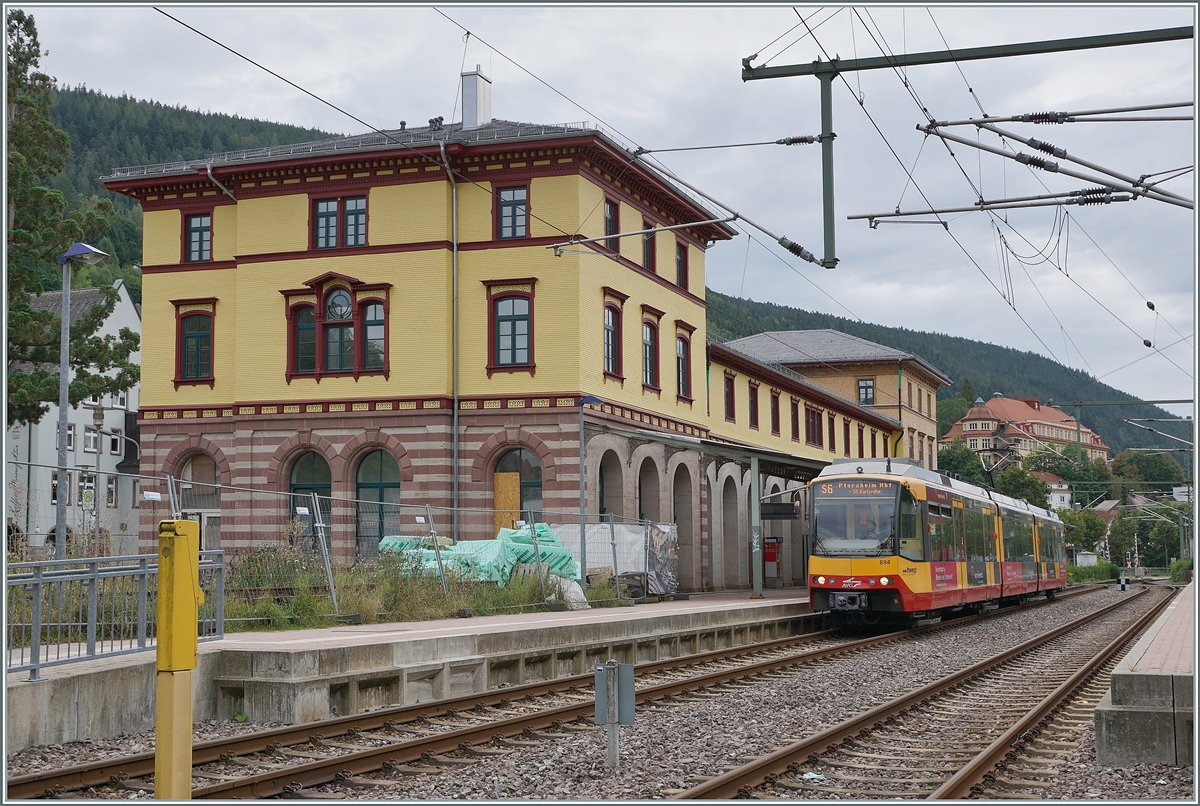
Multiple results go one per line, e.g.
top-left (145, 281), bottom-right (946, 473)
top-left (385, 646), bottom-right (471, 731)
top-left (674, 587), bottom-right (1149, 799)
top-left (6, 585), bottom-right (1099, 799)
top-left (929, 587), bottom-right (1178, 799)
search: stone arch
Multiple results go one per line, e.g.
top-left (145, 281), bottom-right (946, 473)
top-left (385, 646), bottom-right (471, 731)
top-left (161, 435), bottom-right (233, 485)
top-left (721, 473), bottom-right (741, 589)
top-left (266, 431), bottom-right (343, 492)
top-left (470, 428), bottom-right (557, 483)
top-left (636, 455), bottom-right (662, 522)
top-left (341, 430), bottom-right (415, 484)
top-left (628, 441), bottom-right (667, 523)
top-left (670, 460), bottom-right (696, 590)
top-left (584, 431), bottom-right (630, 517)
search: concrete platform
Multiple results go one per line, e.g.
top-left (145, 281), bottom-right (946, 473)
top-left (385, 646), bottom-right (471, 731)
top-left (5, 589), bottom-right (813, 753)
top-left (1095, 582), bottom-right (1194, 766)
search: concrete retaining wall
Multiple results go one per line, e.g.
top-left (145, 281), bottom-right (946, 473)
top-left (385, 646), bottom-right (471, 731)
top-left (6, 603), bottom-right (819, 753)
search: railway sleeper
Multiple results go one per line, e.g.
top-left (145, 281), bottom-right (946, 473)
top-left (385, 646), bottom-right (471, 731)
top-left (808, 769), bottom-right (949, 785)
top-left (801, 758), bottom-right (961, 772)
top-left (772, 779), bottom-right (932, 797)
top-left (380, 761), bottom-right (443, 776)
top-left (420, 752), bottom-right (476, 766)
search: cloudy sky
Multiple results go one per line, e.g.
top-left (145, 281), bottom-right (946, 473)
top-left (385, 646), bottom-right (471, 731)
top-left (23, 3), bottom-right (1197, 422)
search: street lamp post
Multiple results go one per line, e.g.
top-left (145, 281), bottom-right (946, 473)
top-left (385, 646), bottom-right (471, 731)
top-left (577, 395), bottom-right (602, 590)
top-left (54, 243), bottom-right (109, 559)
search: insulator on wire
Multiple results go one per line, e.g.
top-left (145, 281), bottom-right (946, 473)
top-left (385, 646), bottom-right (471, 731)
top-left (1020, 111), bottom-right (1067, 124)
top-left (1027, 138), bottom-right (1067, 158)
top-left (778, 237), bottom-right (817, 264)
top-left (1075, 186), bottom-right (1114, 197)
top-left (777, 135), bottom-right (817, 145)
top-left (1016, 153), bottom-right (1059, 172)
top-left (1077, 193), bottom-right (1113, 205)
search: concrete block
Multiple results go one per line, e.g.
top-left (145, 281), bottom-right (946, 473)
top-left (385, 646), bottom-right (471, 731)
top-left (1111, 669), bottom-right (1175, 707)
top-left (1095, 690), bottom-right (1179, 767)
top-left (1173, 674), bottom-right (1193, 709)
top-left (403, 663), bottom-right (444, 704)
top-left (1175, 707), bottom-right (1194, 766)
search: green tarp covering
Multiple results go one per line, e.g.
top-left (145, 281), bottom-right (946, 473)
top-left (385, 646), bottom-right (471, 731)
top-left (378, 523), bottom-right (581, 585)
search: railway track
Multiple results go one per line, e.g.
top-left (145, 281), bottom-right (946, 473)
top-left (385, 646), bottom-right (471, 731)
top-left (6, 584), bottom-right (1104, 799)
top-left (672, 585), bottom-right (1173, 799)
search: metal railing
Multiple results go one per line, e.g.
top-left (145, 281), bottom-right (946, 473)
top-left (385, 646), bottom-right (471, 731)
top-left (5, 551), bottom-right (224, 680)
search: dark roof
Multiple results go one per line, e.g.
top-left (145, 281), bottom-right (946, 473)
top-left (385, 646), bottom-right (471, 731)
top-left (727, 329), bottom-right (952, 386)
top-left (26, 287), bottom-right (108, 323)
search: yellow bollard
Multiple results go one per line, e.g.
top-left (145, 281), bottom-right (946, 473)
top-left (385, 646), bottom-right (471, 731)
top-left (155, 520), bottom-right (204, 799)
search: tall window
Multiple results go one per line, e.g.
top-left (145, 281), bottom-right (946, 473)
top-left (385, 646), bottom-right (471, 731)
top-left (497, 448), bottom-right (542, 521)
top-left (324, 289), bottom-right (354, 372)
top-left (675, 243), bottom-right (688, 289)
top-left (499, 187), bottom-right (528, 239)
top-left (676, 337), bottom-right (690, 398)
top-left (642, 322), bottom-right (658, 388)
top-left (344, 197), bottom-right (366, 246)
top-left (604, 305), bottom-right (621, 376)
top-left (828, 413), bottom-right (837, 453)
top-left (770, 392), bottom-right (780, 435)
top-left (181, 314), bottom-right (212, 379)
top-left (805, 406), bottom-right (824, 448)
top-left (295, 307), bottom-right (316, 372)
top-left (604, 199), bottom-right (619, 255)
top-left (356, 450), bottom-right (401, 559)
top-left (106, 477), bottom-right (118, 508)
top-left (858, 425), bottom-right (865, 458)
top-left (109, 429), bottom-right (123, 455)
top-left (858, 379), bottom-right (875, 405)
top-left (315, 197), bottom-right (367, 248)
top-left (791, 400), bottom-right (800, 440)
top-left (51, 471), bottom-right (72, 505)
top-left (748, 385), bottom-right (759, 429)
top-left (843, 420), bottom-right (851, 457)
top-left (186, 214), bottom-right (211, 262)
top-left (83, 426), bottom-right (99, 453)
top-left (363, 302), bottom-right (385, 370)
top-left (496, 296), bottom-right (530, 366)
top-left (315, 200), bottom-right (339, 248)
top-left (642, 220), bottom-right (656, 272)
top-left (724, 376), bottom-right (735, 421)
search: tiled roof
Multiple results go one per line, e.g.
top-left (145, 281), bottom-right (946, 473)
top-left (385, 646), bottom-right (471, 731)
top-left (26, 287), bottom-right (108, 322)
top-left (727, 329), bottom-right (952, 385)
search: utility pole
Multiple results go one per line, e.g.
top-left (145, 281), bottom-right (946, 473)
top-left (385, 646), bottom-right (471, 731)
top-left (740, 26), bottom-right (1193, 270)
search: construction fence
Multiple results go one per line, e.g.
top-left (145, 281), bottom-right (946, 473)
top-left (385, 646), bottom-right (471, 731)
top-left (6, 460), bottom-right (678, 615)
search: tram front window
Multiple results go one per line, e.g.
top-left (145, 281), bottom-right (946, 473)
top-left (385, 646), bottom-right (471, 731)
top-left (812, 479), bottom-right (899, 557)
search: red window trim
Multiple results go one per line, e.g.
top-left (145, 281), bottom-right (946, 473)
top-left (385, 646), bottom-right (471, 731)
top-left (641, 319), bottom-right (660, 392)
top-left (828, 412), bottom-right (837, 453)
top-left (675, 333), bottom-right (692, 404)
top-left (181, 210), bottom-right (215, 265)
top-left (171, 297), bottom-right (217, 389)
top-left (858, 424), bottom-right (865, 458)
top-left (790, 397), bottom-right (800, 442)
top-left (844, 419), bottom-right (852, 457)
top-left (748, 381), bottom-right (760, 430)
top-left (770, 390), bottom-right (781, 436)
top-left (309, 192), bottom-right (370, 252)
top-left (603, 302), bottom-right (624, 382)
top-left (603, 197), bottom-right (620, 258)
top-left (483, 277), bottom-right (537, 377)
top-left (642, 218), bottom-right (657, 273)
top-left (281, 273), bottom-right (391, 382)
top-left (805, 404), bottom-right (824, 448)
top-left (493, 184), bottom-right (531, 242)
top-left (675, 241), bottom-right (689, 290)
top-left (724, 370), bottom-right (737, 423)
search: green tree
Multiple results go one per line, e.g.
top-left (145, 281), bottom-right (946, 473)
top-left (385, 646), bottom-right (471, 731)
top-left (937, 439), bottom-right (990, 486)
top-left (6, 9), bottom-right (139, 426)
top-left (959, 377), bottom-right (976, 403)
top-left (1111, 450), bottom-right (1186, 499)
top-left (995, 465), bottom-right (1050, 509)
top-left (1057, 508), bottom-right (1107, 553)
top-left (1023, 445), bottom-right (1113, 504)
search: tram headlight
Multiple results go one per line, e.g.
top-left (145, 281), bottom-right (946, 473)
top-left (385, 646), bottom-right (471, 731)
top-left (879, 576), bottom-right (891, 586)
top-left (815, 576), bottom-right (826, 585)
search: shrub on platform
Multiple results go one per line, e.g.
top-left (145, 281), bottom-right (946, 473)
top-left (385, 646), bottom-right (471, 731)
top-left (1169, 557), bottom-right (1193, 584)
top-left (1067, 560), bottom-right (1121, 583)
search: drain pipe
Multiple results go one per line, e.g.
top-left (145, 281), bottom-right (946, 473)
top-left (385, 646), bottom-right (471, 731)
top-left (440, 141), bottom-right (460, 541)
top-left (205, 165), bottom-right (236, 201)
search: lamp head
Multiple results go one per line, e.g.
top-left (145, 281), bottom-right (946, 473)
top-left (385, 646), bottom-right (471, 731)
top-left (578, 395), bottom-right (602, 407)
top-left (58, 242), bottom-right (109, 266)
top-left (92, 403), bottom-right (104, 427)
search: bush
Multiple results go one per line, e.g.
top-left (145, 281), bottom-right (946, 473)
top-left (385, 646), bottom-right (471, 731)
top-left (1068, 560), bottom-right (1121, 583)
top-left (1169, 558), bottom-right (1193, 584)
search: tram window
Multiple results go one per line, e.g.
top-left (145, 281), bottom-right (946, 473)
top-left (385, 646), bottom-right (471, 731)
top-left (898, 488), bottom-right (925, 561)
top-left (811, 480), bottom-right (899, 557)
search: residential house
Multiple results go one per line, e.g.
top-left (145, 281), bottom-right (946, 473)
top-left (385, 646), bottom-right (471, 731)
top-left (939, 393), bottom-right (1110, 472)
top-left (7, 280), bottom-right (142, 554)
top-left (1031, 471), bottom-right (1073, 510)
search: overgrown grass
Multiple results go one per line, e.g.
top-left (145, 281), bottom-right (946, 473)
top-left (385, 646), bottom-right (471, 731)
top-left (1067, 560), bottom-right (1122, 583)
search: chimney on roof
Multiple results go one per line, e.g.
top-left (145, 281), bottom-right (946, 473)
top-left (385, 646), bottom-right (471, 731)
top-left (461, 64), bottom-right (492, 130)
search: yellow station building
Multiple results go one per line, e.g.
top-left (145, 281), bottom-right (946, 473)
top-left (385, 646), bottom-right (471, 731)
top-left (105, 69), bottom-right (904, 591)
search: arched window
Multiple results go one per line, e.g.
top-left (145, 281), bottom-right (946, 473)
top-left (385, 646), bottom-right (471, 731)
top-left (356, 450), bottom-right (400, 559)
top-left (290, 452), bottom-right (332, 538)
top-left (363, 302), bottom-right (385, 370)
top-left (642, 322), bottom-right (658, 388)
top-left (294, 306), bottom-right (316, 373)
top-left (181, 454), bottom-right (221, 510)
top-left (676, 336), bottom-right (690, 399)
top-left (324, 289), bottom-right (354, 372)
top-left (604, 305), bottom-right (621, 377)
top-left (495, 448), bottom-right (542, 522)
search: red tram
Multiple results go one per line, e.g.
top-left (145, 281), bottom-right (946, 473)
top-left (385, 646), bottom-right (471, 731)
top-left (807, 458), bottom-right (1068, 625)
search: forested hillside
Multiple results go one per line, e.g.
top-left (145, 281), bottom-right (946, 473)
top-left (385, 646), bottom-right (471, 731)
top-left (46, 87), bottom-right (1182, 455)
top-left (706, 289), bottom-right (1183, 454)
top-left (46, 85), bottom-right (339, 295)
